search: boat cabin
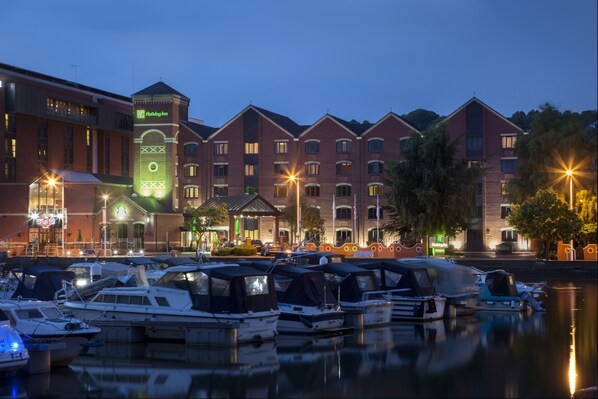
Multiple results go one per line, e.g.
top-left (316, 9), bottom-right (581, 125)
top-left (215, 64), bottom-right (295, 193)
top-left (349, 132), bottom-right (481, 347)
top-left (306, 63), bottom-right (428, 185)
top-left (357, 260), bottom-right (437, 297)
top-left (11, 266), bottom-right (75, 300)
top-left (306, 262), bottom-right (384, 303)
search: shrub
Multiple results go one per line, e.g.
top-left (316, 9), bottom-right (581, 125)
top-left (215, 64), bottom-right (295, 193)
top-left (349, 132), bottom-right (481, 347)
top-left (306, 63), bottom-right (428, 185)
top-left (233, 244), bottom-right (257, 256)
top-left (214, 247), bottom-right (234, 256)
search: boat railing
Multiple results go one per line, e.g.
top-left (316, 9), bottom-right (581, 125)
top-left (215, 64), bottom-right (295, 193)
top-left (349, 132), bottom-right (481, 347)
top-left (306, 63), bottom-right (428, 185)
top-left (361, 288), bottom-right (410, 302)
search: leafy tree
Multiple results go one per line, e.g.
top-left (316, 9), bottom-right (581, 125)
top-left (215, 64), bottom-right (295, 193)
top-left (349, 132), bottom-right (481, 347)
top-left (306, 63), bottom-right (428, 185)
top-left (508, 103), bottom-right (597, 204)
top-left (302, 205), bottom-right (325, 245)
top-left (507, 189), bottom-right (582, 260)
top-left (182, 204), bottom-right (228, 250)
top-left (575, 189), bottom-right (597, 246)
top-left (383, 123), bottom-right (483, 244)
top-left (401, 109), bottom-right (441, 132)
top-left (279, 194), bottom-right (303, 245)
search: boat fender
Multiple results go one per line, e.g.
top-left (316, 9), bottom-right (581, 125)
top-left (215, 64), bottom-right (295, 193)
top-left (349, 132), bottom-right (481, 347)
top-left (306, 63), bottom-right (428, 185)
top-left (426, 299), bottom-right (437, 314)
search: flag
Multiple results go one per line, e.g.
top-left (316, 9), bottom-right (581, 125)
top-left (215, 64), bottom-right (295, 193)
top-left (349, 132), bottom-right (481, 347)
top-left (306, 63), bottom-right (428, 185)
top-left (332, 194), bottom-right (336, 221)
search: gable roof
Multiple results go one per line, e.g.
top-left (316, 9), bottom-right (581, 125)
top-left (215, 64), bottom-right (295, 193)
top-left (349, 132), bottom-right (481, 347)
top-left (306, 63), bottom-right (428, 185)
top-left (443, 97), bottom-right (523, 132)
top-left (180, 120), bottom-right (219, 140)
top-left (299, 114), bottom-right (365, 138)
top-left (199, 194), bottom-right (280, 216)
top-left (38, 169), bottom-right (133, 186)
top-left (133, 81), bottom-right (190, 102)
top-left (361, 112), bottom-right (421, 137)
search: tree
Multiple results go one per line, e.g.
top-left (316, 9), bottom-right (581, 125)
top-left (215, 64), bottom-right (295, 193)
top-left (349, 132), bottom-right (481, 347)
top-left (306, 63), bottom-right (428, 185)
top-left (383, 123), bottom-right (483, 243)
top-left (575, 189), bottom-right (597, 247)
top-left (302, 205), bottom-right (325, 245)
top-left (508, 103), bottom-right (597, 204)
top-left (401, 109), bottom-right (442, 132)
top-left (182, 204), bottom-right (228, 250)
top-left (507, 189), bottom-right (582, 260)
top-left (279, 194), bottom-right (302, 245)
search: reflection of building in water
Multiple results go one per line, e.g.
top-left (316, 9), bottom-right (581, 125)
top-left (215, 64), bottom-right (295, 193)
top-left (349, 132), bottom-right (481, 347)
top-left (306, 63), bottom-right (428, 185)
top-left (340, 327), bottom-right (400, 377)
top-left (70, 341), bottom-right (279, 398)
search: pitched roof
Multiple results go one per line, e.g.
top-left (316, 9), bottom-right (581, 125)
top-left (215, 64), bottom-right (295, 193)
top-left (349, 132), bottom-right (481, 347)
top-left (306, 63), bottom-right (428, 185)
top-left (328, 115), bottom-right (373, 135)
top-left (50, 169), bottom-right (132, 186)
top-left (180, 120), bottom-right (218, 140)
top-left (129, 195), bottom-right (171, 213)
top-left (252, 106), bottom-right (307, 136)
top-left (133, 81), bottom-right (189, 101)
top-left (443, 97), bottom-right (523, 132)
top-left (200, 194), bottom-right (280, 216)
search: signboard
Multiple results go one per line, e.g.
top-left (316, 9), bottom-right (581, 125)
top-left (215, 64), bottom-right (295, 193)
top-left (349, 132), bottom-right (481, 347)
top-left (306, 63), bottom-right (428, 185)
top-left (136, 110), bottom-right (169, 119)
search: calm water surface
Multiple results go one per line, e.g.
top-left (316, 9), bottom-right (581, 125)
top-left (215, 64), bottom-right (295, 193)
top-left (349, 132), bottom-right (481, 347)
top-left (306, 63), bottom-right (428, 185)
top-left (2, 278), bottom-right (596, 398)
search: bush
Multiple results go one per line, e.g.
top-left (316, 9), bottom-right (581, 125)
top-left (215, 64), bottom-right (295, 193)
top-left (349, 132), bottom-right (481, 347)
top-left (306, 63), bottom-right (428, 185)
top-left (495, 242), bottom-right (513, 255)
top-left (233, 244), bottom-right (257, 256)
top-left (213, 247), bottom-right (234, 256)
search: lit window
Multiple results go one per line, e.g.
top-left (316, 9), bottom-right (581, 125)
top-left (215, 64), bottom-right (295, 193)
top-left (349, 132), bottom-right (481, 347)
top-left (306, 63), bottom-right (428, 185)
top-left (502, 135), bottom-right (517, 149)
top-left (245, 164), bottom-right (255, 176)
top-left (368, 184), bottom-right (383, 197)
top-left (214, 142), bottom-right (228, 155)
top-left (184, 164), bottom-right (198, 177)
top-left (501, 181), bottom-right (509, 195)
top-left (275, 141), bottom-right (288, 154)
top-left (184, 186), bottom-right (199, 199)
top-left (274, 185), bottom-right (289, 197)
top-left (245, 142), bottom-right (259, 154)
top-left (305, 162), bottom-right (320, 176)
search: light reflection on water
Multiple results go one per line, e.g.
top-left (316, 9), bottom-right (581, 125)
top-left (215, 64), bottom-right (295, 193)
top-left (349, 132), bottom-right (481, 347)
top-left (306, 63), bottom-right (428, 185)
top-left (1, 280), bottom-right (596, 398)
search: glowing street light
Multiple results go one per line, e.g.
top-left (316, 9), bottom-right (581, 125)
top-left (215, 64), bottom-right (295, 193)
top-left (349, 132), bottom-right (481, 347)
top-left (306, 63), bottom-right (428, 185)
top-left (289, 174), bottom-right (301, 248)
top-left (565, 169), bottom-right (575, 261)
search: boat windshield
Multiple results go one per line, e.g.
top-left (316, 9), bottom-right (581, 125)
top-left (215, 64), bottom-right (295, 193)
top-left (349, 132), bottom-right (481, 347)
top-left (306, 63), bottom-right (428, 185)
top-left (15, 308), bottom-right (44, 320)
top-left (355, 275), bottom-right (377, 292)
top-left (156, 271), bottom-right (209, 294)
top-left (41, 306), bottom-right (63, 318)
top-left (384, 270), bottom-right (403, 288)
top-left (244, 276), bottom-right (270, 296)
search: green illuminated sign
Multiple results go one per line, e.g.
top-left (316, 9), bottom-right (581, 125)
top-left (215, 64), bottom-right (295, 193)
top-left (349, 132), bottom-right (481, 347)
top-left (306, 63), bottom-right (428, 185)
top-left (115, 204), bottom-right (128, 219)
top-left (135, 110), bottom-right (169, 119)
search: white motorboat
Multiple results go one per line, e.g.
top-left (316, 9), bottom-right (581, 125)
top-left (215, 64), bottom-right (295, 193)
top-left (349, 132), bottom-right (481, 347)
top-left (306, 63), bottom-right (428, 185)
top-left (242, 261), bottom-right (348, 334)
top-left (63, 264), bottom-right (280, 344)
top-left (0, 299), bottom-right (100, 366)
top-left (0, 319), bottom-right (29, 373)
top-left (357, 260), bottom-right (447, 321)
top-left (304, 262), bottom-right (393, 329)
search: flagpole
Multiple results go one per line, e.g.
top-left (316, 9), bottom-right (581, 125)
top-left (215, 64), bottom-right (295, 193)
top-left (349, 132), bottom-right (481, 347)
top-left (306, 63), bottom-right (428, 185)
top-left (376, 194), bottom-right (380, 242)
top-left (332, 194), bottom-right (335, 245)
top-left (353, 194), bottom-right (357, 244)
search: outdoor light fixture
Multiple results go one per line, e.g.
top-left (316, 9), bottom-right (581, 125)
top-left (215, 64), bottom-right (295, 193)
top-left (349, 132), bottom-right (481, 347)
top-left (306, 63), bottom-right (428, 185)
top-left (102, 194), bottom-right (109, 257)
top-left (289, 174), bottom-right (301, 248)
top-left (565, 169), bottom-right (575, 261)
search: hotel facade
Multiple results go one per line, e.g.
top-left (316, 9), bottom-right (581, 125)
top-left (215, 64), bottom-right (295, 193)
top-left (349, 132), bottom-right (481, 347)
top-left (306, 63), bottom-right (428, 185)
top-left (0, 62), bottom-right (525, 254)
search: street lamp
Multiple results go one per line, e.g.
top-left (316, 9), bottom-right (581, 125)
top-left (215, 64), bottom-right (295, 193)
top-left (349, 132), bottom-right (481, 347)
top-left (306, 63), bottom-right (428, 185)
top-left (289, 174), bottom-right (301, 249)
top-left (565, 169), bottom-right (575, 261)
top-left (102, 194), bottom-right (109, 257)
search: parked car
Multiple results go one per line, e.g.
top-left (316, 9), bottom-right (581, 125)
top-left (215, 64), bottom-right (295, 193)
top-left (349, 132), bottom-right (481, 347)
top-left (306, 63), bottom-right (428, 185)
top-left (250, 240), bottom-right (264, 252)
top-left (261, 242), bottom-right (283, 256)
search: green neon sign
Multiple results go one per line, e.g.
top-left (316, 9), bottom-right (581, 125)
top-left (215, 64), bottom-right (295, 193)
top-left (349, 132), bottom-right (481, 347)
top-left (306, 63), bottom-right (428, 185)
top-left (135, 110), bottom-right (169, 119)
top-left (115, 204), bottom-right (128, 219)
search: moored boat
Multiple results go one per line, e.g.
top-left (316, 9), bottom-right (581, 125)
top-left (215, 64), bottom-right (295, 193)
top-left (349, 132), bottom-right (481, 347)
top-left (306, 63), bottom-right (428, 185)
top-left (0, 319), bottom-right (29, 373)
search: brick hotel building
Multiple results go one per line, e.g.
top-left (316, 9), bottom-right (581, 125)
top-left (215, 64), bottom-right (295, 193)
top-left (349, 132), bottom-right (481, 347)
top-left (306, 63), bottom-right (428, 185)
top-left (0, 62), bottom-right (525, 254)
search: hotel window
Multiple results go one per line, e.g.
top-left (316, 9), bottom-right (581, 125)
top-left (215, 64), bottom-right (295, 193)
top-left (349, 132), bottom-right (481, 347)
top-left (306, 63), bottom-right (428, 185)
top-left (184, 186), bottom-right (199, 199)
top-left (104, 134), bottom-right (110, 174)
top-left (368, 229), bottom-right (384, 242)
top-left (336, 184), bottom-right (352, 197)
top-left (305, 140), bottom-right (320, 154)
top-left (467, 137), bottom-right (483, 152)
top-left (500, 205), bottom-right (512, 219)
top-left (368, 206), bottom-right (383, 219)
top-left (63, 126), bottom-right (74, 169)
top-left (184, 164), bottom-right (198, 177)
top-left (305, 185), bottom-right (320, 197)
top-left (305, 162), bottom-right (320, 176)
top-left (86, 129), bottom-right (92, 172)
top-left (274, 162), bottom-right (288, 175)
top-left (368, 161), bottom-right (384, 174)
top-left (368, 138), bottom-right (384, 153)
top-left (275, 141), bottom-right (288, 154)
top-left (37, 120), bottom-right (48, 165)
top-left (368, 184), bottom-right (383, 197)
top-left (336, 139), bottom-right (351, 153)
top-left (4, 158), bottom-right (16, 182)
top-left (115, 112), bottom-right (133, 131)
top-left (336, 161), bottom-right (351, 176)
top-left (184, 143), bottom-right (198, 156)
top-left (502, 135), bottom-right (517, 149)
top-left (274, 185), bottom-right (289, 197)
top-left (399, 137), bottom-right (410, 152)
top-left (501, 181), bottom-right (509, 195)
top-left (214, 142), bottom-right (228, 155)
top-left (245, 142), bottom-right (259, 154)
top-left (336, 207), bottom-right (352, 220)
top-left (214, 164), bottom-right (228, 177)
top-left (501, 158), bottom-right (518, 173)
top-left (245, 164), bottom-right (256, 176)
top-left (213, 185), bottom-right (228, 197)
top-left (121, 136), bottom-right (130, 177)
top-left (5, 138), bottom-right (16, 158)
top-left (501, 229), bottom-right (518, 242)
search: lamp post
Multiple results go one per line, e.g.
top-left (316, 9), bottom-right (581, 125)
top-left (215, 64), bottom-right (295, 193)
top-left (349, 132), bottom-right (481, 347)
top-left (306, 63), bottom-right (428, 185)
top-left (565, 169), bottom-right (575, 261)
top-left (102, 194), bottom-right (108, 257)
top-left (289, 174), bottom-right (301, 249)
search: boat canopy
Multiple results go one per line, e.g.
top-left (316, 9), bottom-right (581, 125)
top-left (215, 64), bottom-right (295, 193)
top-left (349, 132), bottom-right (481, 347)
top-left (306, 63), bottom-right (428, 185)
top-left (150, 256), bottom-right (198, 267)
top-left (307, 262), bottom-right (383, 302)
top-left (485, 270), bottom-right (518, 297)
top-left (242, 261), bottom-right (338, 307)
top-left (119, 257), bottom-right (161, 268)
top-left (154, 265), bottom-right (278, 314)
top-left (396, 258), bottom-right (480, 297)
top-left (11, 266), bottom-right (75, 300)
top-left (357, 260), bottom-right (436, 297)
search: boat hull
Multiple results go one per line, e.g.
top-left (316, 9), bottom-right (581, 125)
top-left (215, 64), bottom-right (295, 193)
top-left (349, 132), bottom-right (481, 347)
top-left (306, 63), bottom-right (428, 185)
top-left (341, 300), bottom-right (393, 329)
top-left (277, 305), bottom-right (346, 334)
top-left (388, 296), bottom-right (447, 321)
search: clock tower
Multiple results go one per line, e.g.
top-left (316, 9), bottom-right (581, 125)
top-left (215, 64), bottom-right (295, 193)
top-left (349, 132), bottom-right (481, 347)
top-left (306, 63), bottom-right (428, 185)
top-left (132, 82), bottom-right (190, 210)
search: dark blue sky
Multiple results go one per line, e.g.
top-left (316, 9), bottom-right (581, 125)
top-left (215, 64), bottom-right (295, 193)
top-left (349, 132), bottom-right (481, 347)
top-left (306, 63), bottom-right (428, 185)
top-left (3, 0), bottom-right (597, 126)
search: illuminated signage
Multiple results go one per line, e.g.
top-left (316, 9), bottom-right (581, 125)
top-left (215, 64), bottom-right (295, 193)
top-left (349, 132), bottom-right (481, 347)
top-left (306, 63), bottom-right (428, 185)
top-left (29, 212), bottom-right (62, 228)
top-left (115, 205), bottom-right (128, 219)
top-left (135, 110), bottom-right (169, 119)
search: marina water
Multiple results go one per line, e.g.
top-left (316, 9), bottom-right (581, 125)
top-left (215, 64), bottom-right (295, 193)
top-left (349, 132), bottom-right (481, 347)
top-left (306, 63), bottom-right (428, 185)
top-left (2, 278), bottom-right (596, 398)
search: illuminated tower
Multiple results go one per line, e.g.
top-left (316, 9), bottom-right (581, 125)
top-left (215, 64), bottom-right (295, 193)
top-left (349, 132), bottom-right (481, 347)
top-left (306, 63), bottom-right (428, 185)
top-left (132, 82), bottom-right (189, 209)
